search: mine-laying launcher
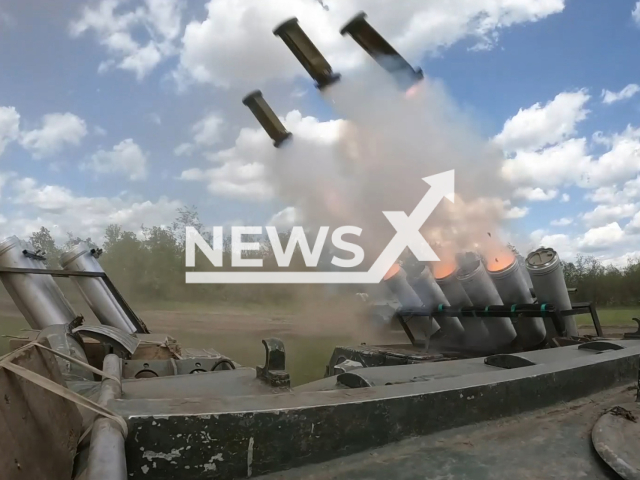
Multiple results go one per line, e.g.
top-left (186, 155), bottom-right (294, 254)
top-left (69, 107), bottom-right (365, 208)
top-left (2, 237), bottom-right (640, 480)
top-left (4, 11), bottom-right (640, 480)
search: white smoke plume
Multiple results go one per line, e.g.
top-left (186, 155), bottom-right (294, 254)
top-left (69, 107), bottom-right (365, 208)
top-left (263, 64), bottom-right (512, 268)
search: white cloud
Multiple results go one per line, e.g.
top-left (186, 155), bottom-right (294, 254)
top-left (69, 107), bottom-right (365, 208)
top-left (502, 122), bottom-right (640, 190)
top-left (174, 112), bottom-right (223, 156)
top-left (181, 161), bottom-right (274, 201)
top-left (0, 106), bottom-right (20, 157)
top-left (19, 113), bottom-right (87, 159)
top-left (5, 177), bottom-right (181, 242)
top-left (550, 217), bottom-right (572, 226)
top-left (577, 222), bottom-right (625, 252)
top-left (502, 137), bottom-right (591, 188)
top-left (535, 233), bottom-right (575, 259)
top-left (69, 0), bottom-right (185, 80)
top-left (602, 84), bottom-right (640, 105)
top-left (586, 175), bottom-right (640, 205)
top-left (179, 110), bottom-right (344, 201)
top-left (192, 112), bottom-right (223, 147)
top-left (584, 126), bottom-right (640, 187)
top-left (176, 0), bottom-right (565, 88)
top-left (633, 2), bottom-right (640, 26)
top-left (561, 193), bottom-right (570, 202)
top-left (505, 206), bottom-right (529, 219)
top-left (513, 187), bottom-right (558, 201)
top-left (494, 90), bottom-right (590, 152)
top-left (581, 203), bottom-right (637, 228)
top-left (84, 139), bottom-right (149, 181)
top-left (268, 206), bottom-right (302, 229)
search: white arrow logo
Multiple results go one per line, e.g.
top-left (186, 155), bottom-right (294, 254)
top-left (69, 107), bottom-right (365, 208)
top-left (186, 170), bottom-right (455, 284)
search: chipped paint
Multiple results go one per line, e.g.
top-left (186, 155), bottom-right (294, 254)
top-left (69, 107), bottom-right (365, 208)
top-left (141, 465), bottom-right (149, 474)
top-left (247, 437), bottom-right (254, 477)
top-left (142, 448), bottom-right (184, 462)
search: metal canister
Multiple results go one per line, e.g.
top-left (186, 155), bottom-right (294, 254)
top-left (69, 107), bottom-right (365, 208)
top-left (489, 259), bottom-right (547, 348)
top-left (456, 257), bottom-right (517, 349)
top-left (526, 248), bottom-right (578, 337)
top-left (384, 264), bottom-right (440, 340)
top-left (408, 266), bottom-right (465, 341)
top-left (60, 242), bottom-right (137, 334)
top-left (0, 236), bottom-right (77, 329)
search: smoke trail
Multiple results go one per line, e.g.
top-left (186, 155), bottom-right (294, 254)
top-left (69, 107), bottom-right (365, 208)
top-left (261, 63), bottom-right (511, 268)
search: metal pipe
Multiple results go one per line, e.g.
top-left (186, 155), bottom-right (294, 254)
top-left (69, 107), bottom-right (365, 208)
top-left (0, 236), bottom-right (78, 329)
top-left (60, 243), bottom-right (137, 334)
top-left (488, 259), bottom-right (548, 349)
top-left (408, 266), bottom-right (465, 341)
top-left (456, 257), bottom-right (517, 350)
top-left (384, 264), bottom-right (440, 339)
top-left (517, 254), bottom-right (534, 290)
top-left (340, 11), bottom-right (423, 90)
top-left (435, 271), bottom-right (492, 350)
top-left (273, 17), bottom-right (341, 90)
top-left (242, 90), bottom-right (292, 148)
top-left (88, 354), bottom-right (126, 480)
top-left (526, 248), bottom-right (578, 337)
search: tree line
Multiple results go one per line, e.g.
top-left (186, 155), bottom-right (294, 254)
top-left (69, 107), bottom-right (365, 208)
top-left (22, 206), bottom-right (640, 307)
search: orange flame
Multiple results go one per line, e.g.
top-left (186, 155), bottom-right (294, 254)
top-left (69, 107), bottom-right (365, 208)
top-left (405, 82), bottom-right (424, 99)
top-left (432, 245), bottom-right (457, 280)
top-left (384, 263), bottom-right (401, 281)
top-left (433, 261), bottom-right (456, 280)
top-left (482, 236), bottom-right (516, 272)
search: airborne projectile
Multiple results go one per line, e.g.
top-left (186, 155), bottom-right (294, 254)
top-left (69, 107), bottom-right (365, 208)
top-left (242, 90), bottom-right (292, 148)
top-left (273, 17), bottom-right (341, 90)
top-left (340, 11), bottom-right (424, 90)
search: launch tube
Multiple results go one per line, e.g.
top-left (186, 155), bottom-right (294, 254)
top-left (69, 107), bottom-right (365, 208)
top-left (384, 264), bottom-right (440, 340)
top-left (436, 271), bottom-right (492, 350)
top-left (0, 236), bottom-right (77, 329)
top-left (526, 248), bottom-right (578, 337)
top-left (456, 258), bottom-right (517, 350)
top-left (60, 242), bottom-right (137, 334)
top-left (408, 266), bottom-right (465, 341)
top-left (489, 259), bottom-right (548, 349)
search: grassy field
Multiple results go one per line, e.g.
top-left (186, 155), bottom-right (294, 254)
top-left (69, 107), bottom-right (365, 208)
top-left (1, 305), bottom-right (638, 386)
top-left (577, 307), bottom-right (640, 326)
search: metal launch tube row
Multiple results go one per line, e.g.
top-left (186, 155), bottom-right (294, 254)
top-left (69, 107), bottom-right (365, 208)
top-left (397, 303), bottom-right (567, 338)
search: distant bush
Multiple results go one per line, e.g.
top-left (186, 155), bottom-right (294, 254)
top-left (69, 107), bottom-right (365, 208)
top-left (25, 206), bottom-right (640, 307)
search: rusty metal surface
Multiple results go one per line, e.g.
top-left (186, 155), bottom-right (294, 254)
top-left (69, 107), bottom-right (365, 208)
top-left (258, 385), bottom-right (635, 480)
top-left (112, 345), bottom-right (640, 479)
top-left (0, 338), bottom-right (83, 480)
top-left (73, 325), bottom-right (140, 357)
top-left (592, 402), bottom-right (640, 480)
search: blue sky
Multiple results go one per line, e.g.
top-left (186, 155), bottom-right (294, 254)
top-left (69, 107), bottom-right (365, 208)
top-left (1, 0), bottom-right (640, 266)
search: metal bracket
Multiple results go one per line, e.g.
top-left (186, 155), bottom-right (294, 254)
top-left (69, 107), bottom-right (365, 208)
top-left (624, 318), bottom-right (640, 340)
top-left (333, 359), bottom-right (363, 375)
top-left (22, 249), bottom-right (47, 261)
top-left (578, 341), bottom-right (625, 352)
top-left (90, 248), bottom-right (104, 259)
top-left (484, 354), bottom-right (537, 369)
top-left (256, 338), bottom-right (290, 388)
